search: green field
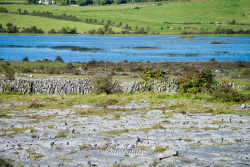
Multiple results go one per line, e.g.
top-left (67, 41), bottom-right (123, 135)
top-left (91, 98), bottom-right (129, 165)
top-left (0, 13), bottom-right (112, 32)
top-left (0, 0), bottom-right (250, 34)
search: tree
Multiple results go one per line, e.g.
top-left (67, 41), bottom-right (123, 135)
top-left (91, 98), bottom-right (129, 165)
top-left (22, 56), bottom-right (29, 61)
top-left (6, 23), bottom-right (19, 33)
top-left (27, 0), bottom-right (38, 4)
top-left (55, 56), bottom-right (64, 62)
top-left (78, 0), bottom-right (93, 5)
top-left (99, 0), bottom-right (113, 5)
top-left (48, 29), bottom-right (57, 34)
top-left (114, 0), bottom-right (126, 4)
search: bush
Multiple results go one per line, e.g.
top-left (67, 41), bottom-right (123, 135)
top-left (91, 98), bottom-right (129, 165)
top-left (55, 56), bottom-right (64, 62)
top-left (92, 74), bottom-right (121, 94)
top-left (212, 84), bottom-right (244, 102)
top-left (21, 68), bottom-right (33, 73)
top-left (1, 68), bottom-right (15, 80)
top-left (28, 101), bottom-right (44, 108)
top-left (48, 29), bottom-right (57, 34)
top-left (65, 63), bottom-right (74, 72)
top-left (239, 68), bottom-right (250, 77)
top-left (21, 26), bottom-right (44, 33)
top-left (178, 69), bottom-right (217, 93)
top-left (23, 56), bottom-right (29, 61)
top-left (6, 23), bottom-right (19, 33)
top-left (141, 70), bottom-right (167, 81)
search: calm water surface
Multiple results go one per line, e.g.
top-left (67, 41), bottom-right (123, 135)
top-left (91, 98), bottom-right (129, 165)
top-left (0, 35), bottom-right (249, 62)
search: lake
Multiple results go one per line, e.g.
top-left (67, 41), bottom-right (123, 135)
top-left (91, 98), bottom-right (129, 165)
top-left (0, 35), bottom-right (250, 62)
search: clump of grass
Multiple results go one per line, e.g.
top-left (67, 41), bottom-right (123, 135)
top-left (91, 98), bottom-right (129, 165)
top-left (78, 144), bottom-right (88, 150)
top-left (216, 142), bottom-right (236, 146)
top-left (102, 123), bottom-right (166, 135)
top-left (150, 159), bottom-right (160, 166)
top-left (31, 154), bottom-right (45, 160)
top-left (95, 98), bottom-right (118, 107)
top-left (102, 129), bottom-right (131, 135)
top-left (28, 101), bottom-right (44, 108)
top-left (59, 157), bottom-right (72, 161)
top-left (212, 120), bottom-right (229, 125)
top-left (164, 112), bottom-right (174, 119)
top-left (211, 84), bottom-right (244, 102)
top-left (55, 131), bottom-right (68, 138)
top-left (183, 138), bottom-right (192, 142)
top-left (153, 145), bottom-right (169, 153)
top-left (139, 123), bottom-right (166, 132)
top-left (136, 145), bottom-right (151, 149)
top-left (45, 124), bottom-right (55, 129)
top-left (203, 127), bottom-right (220, 130)
top-left (0, 127), bottom-right (37, 134)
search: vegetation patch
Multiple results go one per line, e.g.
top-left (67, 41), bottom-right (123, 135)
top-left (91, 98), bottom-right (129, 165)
top-left (152, 145), bottom-right (169, 153)
top-left (55, 131), bottom-right (68, 138)
top-left (51, 46), bottom-right (101, 52)
top-left (131, 46), bottom-right (157, 50)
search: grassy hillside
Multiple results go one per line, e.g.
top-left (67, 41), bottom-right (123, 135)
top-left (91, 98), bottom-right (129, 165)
top-left (0, 13), bottom-right (119, 33)
top-left (0, 0), bottom-right (250, 34)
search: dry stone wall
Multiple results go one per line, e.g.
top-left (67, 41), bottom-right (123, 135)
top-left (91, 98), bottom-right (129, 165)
top-left (0, 78), bottom-right (92, 94)
top-left (126, 78), bottom-right (179, 93)
top-left (0, 78), bottom-right (179, 94)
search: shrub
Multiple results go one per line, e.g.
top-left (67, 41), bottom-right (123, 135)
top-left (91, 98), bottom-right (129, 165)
top-left (21, 26), bottom-right (44, 33)
top-left (21, 68), bottom-right (33, 73)
top-left (29, 101), bottom-right (44, 108)
top-left (55, 56), bottom-right (64, 62)
top-left (178, 69), bottom-right (217, 93)
top-left (6, 23), bottom-right (19, 33)
top-left (92, 74), bottom-right (121, 94)
top-left (212, 84), bottom-right (244, 102)
top-left (48, 29), bottom-right (56, 34)
top-left (1, 68), bottom-right (15, 80)
top-left (66, 63), bottom-right (74, 71)
top-left (22, 56), bottom-right (29, 61)
top-left (0, 7), bottom-right (9, 13)
top-left (239, 68), bottom-right (250, 77)
top-left (141, 70), bottom-right (167, 81)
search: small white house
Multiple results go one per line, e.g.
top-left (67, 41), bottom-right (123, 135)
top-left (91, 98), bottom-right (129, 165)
top-left (39, 0), bottom-right (54, 5)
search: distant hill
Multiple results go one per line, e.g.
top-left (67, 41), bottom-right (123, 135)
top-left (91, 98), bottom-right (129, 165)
top-left (0, 0), bottom-right (249, 34)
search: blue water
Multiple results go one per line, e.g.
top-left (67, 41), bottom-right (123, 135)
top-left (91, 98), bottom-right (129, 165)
top-left (0, 35), bottom-right (250, 62)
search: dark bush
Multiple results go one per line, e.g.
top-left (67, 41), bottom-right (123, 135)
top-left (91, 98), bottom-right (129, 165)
top-left (6, 23), bottom-right (19, 33)
top-left (28, 101), bottom-right (44, 108)
top-left (239, 68), bottom-right (250, 77)
top-left (55, 56), bottom-right (64, 62)
top-left (58, 27), bottom-right (77, 34)
top-left (92, 74), bottom-right (121, 94)
top-left (48, 29), bottom-right (57, 34)
top-left (0, 24), bottom-right (6, 33)
top-left (21, 68), bottom-right (33, 73)
top-left (1, 68), bottom-right (15, 80)
top-left (212, 84), bottom-right (244, 102)
top-left (66, 63), bottom-right (74, 72)
top-left (22, 26), bottom-right (44, 34)
top-left (178, 69), bottom-right (217, 93)
top-left (22, 56), bottom-right (29, 61)
top-left (141, 70), bottom-right (167, 81)
top-left (0, 7), bottom-right (9, 13)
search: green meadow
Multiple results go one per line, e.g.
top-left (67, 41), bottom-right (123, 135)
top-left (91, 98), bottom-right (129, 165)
top-left (0, 0), bottom-right (250, 34)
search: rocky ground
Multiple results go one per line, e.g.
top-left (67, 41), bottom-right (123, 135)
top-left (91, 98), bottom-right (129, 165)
top-left (0, 100), bottom-right (250, 167)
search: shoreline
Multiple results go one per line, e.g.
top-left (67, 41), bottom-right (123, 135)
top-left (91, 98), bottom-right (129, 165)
top-left (0, 33), bottom-right (250, 37)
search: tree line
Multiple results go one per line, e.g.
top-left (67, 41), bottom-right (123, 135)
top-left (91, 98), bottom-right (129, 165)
top-left (27, 0), bottom-right (164, 5)
top-left (0, 23), bottom-right (77, 34)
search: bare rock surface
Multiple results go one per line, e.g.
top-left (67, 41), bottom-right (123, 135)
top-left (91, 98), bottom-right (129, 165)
top-left (0, 101), bottom-right (250, 166)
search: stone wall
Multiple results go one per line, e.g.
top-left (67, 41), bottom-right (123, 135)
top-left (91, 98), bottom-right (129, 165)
top-left (126, 78), bottom-right (179, 93)
top-left (0, 78), bottom-right (92, 94)
top-left (0, 78), bottom-right (179, 94)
